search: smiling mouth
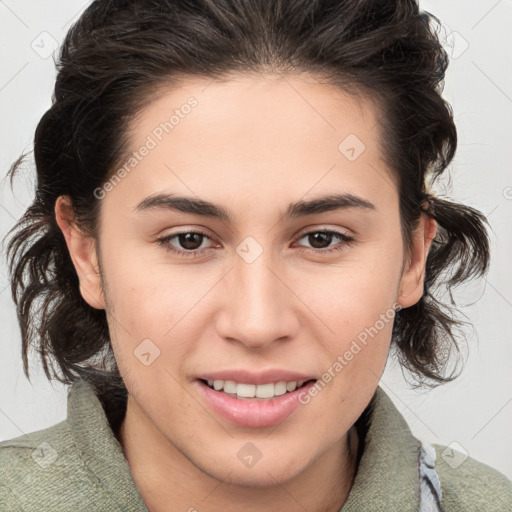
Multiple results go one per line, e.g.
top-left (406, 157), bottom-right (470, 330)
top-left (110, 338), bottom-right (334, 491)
top-left (199, 378), bottom-right (317, 401)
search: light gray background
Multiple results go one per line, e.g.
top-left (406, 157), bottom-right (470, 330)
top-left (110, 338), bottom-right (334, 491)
top-left (1, 0), bottom-right (511, 480)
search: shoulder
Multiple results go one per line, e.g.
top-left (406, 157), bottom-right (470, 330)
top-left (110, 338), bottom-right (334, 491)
top-left (0, 420), bottom-right (69, 510)
top-left (0, 380), bottom-right (144, 512)
top-left (0, 419), bottom-right (71, 481)
top-left (433, 443), bottom-right (512, 511)
top-left (0, 420), bottom-right (117, 512)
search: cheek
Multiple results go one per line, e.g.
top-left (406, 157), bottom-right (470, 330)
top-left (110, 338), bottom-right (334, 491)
top-left (99, 235), bottom-right (171, 309)
top-left (303, 247), bottom-right (402, 336)
top-left (296, 244), bottom-right (402, 384)
top-left (100, 250), bottom-right (216, 358)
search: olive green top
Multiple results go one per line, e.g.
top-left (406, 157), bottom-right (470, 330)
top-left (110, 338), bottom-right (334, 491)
top-left (1, 380), bottom-right (511, 511)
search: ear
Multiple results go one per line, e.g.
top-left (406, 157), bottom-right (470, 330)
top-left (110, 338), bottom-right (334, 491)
top-left (397, 213), bottom-right (437, 308)
top-left (55, 196), bottom-right (105, 310)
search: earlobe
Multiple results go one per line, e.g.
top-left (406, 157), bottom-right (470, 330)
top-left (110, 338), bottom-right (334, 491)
top-left (397, 214), bottom-right (437, 308)
top-left (55, 196), bottom-right (105, 310)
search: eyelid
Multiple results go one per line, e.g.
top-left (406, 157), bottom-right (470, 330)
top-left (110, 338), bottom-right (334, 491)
top-left (294, 224), bottom-right (353, 239)
top-left (292, 228), bottom-right (355, 253)
top-left (155, 228), bottom-right (217, 256)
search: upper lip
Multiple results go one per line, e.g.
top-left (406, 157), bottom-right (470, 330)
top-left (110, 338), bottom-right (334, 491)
top-left (197, 369), bottom-right (317, 385)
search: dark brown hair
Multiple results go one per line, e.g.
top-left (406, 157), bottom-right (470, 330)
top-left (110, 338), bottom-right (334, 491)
top-left (4, 0), bottom-right (490, 420)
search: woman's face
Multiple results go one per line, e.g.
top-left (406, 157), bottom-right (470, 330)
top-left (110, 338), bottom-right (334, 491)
top-left (62, 73), bottom-right (432, 487)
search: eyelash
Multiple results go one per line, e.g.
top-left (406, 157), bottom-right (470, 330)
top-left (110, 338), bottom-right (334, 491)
top-left (155, 229), bottom-right (355, 258)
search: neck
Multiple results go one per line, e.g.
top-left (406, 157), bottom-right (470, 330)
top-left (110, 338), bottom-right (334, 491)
top-left (117, 395), bottom-right (360, 512)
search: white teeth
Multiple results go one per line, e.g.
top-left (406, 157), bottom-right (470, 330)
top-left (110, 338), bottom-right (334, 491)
top-left (255, 383), bottom-right (275, 398)
top-left (207, 379), bottom-right (310, 398)
top-left (274, 381), bottom-right (287, 396)
top-left (223, 380), bottom-right (237, 394)
top-left (236, 383), bottom-right (256, 398)
top-left (286, 381), bottom-right (297, 392)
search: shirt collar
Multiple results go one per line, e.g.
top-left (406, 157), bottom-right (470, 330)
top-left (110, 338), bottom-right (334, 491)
top-left (341, 386), bottom-right (421, 511)
top-left (67, 380), bottom-right (149, 511)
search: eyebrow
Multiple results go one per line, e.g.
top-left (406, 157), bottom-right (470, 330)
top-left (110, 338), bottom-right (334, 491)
top-left (134, 193), bottom-right (376, 222)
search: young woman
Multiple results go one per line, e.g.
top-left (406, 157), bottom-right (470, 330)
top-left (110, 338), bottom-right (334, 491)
top-left (1, 0), bottom-right (511, 511)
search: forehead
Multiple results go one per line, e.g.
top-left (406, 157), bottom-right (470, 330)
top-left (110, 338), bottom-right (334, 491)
top-left (109, 73), bottom-right (397, 218)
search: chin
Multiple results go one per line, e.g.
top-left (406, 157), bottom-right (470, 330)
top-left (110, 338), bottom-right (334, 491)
top-left (216, 464), bottom-right (301, 489)
top-left (192, 448), bottom-right (307, 488)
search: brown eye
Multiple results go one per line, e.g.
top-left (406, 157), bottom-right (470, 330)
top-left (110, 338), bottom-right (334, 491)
top-left (295, 229), bottom-right (355, 254)
top-left (177, 232), bottom-right (205, 250)
top-left (156, 230), bottom-right (216, 258)
top-left (307, 232), bottom-right (335, 249)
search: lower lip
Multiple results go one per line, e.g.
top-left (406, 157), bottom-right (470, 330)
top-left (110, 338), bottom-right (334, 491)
top-left (196, 379), bottom-right (316, 428)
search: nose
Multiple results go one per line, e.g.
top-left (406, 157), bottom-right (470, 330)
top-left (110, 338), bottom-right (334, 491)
top-left (215, 247), bottom-right (300, 350)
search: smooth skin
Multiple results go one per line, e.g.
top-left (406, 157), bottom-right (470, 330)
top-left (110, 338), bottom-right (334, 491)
top-left (56, 72), bottom-right (437, 512)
